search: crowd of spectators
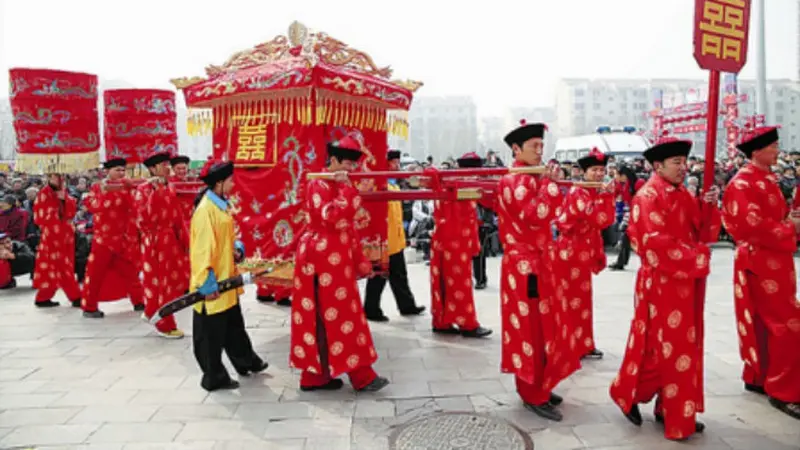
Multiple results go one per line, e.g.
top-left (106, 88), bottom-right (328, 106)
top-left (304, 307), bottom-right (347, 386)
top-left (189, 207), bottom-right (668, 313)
top-left (2, 148), bottom-right (799, 289)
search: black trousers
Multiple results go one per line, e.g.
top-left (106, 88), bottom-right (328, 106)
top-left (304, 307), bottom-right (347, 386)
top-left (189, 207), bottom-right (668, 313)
top-left (472, 228), bottom-right (490, 285)
top-left (192, 303), bottom-right (263, 391)
top-left (364, 251), bottom-right (417, 316)
top-left (614, 233), bottom-right (632, 268)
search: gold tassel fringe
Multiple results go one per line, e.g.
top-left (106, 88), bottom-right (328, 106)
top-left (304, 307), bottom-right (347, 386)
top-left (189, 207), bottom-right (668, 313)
top-left (185, 87), bottom-right (410, 138)
top-left (15, 151), bottom-right (101, 175)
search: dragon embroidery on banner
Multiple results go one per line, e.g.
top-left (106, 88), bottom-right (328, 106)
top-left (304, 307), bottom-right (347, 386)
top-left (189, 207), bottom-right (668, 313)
top-left (30, 79), bottom-right (97, 99)
top-left (133, 97), bottom-right (175, 114)
top-left (113, 121), bottom-right (174, 138)
top-left (32, 131), bottom-right (99, 150)
top-left (14, 108), bottom-right (71, 125)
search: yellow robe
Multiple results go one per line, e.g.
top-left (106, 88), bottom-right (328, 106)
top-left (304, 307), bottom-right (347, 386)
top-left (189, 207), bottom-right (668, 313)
top-left (387, 183), bottom-right (406, 256)
top-left (190, 194), bottom-right (240, 315)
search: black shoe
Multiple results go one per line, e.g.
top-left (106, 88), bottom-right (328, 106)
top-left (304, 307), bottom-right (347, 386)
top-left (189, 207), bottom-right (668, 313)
top-left (745, 383), bottom-right (766, 395)
top-left (35, 300), bottom-right (60, 308)
top-left (257, 295), bottom-right (275, 303)
top-left (133, 303), bottom-right (145, 312)
top-left (366, 314), bottom-right (390, 323)
top-left (523, 402), bottom-right (563, 422)
top-left (623, 403), bottom-right (643, 426)
top-left (475, 281), bottom-right (487, 290)
top-left (236, 360), bottom-right (269, 376)
top-left (0, 278), bottom-right (16, 289)
top-left (608, 264), bottom-right (623, 271)
top-left (461, 326), bottom-right (492, 338)
top-left (276, 298), bottom-right (291, 307)
top-left (71, 299), bottom-right (81, 308)
top-left (82, 310), bottom-right (105, 319)
top-left (549, 392), bottom-right (564, 406)
top-left (432, 326), bottom-right (461, 335)
top-left (768, 397), bottom-right (800, 420)
top-left (582, 349), bottom-right (604, 360)
top-left (205, 379), bottom-right (240, 392)
top-left (301, 379), bottom-right (344, 392)
top-left (655, 413), bottom-right (706, 433)
top-left (399, 305), bottom-right (426, 316)
top-left (358, 376), bottom-right (390, 392)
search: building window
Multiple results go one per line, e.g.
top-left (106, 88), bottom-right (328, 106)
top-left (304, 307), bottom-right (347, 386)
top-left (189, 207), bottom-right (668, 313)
top-left (593, 103), bottom-right (601, 110)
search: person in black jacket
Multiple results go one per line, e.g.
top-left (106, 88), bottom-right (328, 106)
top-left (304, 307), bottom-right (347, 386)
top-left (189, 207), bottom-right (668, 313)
top-left (608, 165), bottom-right (639, 271)
top-left (0, 233), bottom-right (35, 289)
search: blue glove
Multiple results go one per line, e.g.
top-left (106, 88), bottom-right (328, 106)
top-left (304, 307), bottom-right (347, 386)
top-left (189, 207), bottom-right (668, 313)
top-left (197, 269), bottom-right (219, 296)
top-left (234, 240), bottom-right (245, 255)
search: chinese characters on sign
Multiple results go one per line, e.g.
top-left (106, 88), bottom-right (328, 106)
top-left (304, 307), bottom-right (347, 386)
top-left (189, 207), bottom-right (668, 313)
top-left (693, 0), bottom-right (751, 74)
top-left (236, 124), bottom-right (268, 162)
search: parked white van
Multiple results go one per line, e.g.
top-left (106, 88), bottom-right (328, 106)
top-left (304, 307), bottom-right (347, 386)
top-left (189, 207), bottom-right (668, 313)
top-left (550, 126), bottom-right (650, 163)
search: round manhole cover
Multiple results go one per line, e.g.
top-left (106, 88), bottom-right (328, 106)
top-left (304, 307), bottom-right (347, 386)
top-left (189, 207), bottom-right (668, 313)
top-left (389, 412), bottom-right (533, 450)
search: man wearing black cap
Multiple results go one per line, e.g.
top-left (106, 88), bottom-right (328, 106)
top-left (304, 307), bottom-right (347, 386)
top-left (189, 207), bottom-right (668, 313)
top-left (190, 158), bottom-right (268, 391)
top-left (363, 149), bottom-right (425, 322)
top-left (135, 151), bottom-right (189, 339)
top-left (496, 120), bottom-right (573, 422)
top-left (290, 136), bottom-right (389, 393)
top-left (721, 126), bottom-right (800, 420)
top-left (80, 157), bottom-right (145, 318)
top-left (554, 148), bottom-right (616, 360)
top-left (428, 151), bottom-right (492, 338)
top-left (610, 136), bottom-right (721, 441)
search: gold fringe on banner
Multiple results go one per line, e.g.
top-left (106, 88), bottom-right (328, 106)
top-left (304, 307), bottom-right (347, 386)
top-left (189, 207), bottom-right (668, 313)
top-left (15, 151), bottom-right (101, 175)
top-left (311, 89), bottom-right (410, 138)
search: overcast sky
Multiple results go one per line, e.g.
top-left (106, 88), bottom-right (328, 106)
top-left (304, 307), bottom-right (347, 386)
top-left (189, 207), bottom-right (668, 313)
top-left (1, 0), bottom-right (797, 115)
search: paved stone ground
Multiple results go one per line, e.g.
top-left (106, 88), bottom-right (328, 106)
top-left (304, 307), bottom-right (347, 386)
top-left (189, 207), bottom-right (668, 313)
top-left (0, 247), bottom-right (798, 450)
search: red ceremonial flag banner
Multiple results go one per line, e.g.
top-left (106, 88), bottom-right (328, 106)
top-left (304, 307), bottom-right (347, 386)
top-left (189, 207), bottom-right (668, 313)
top-left (103, 89), bottom-right (178, 164)
top-left (693, 0), bottom-right (752, 74)
top-left (9, 68), bottom-right (101, 174)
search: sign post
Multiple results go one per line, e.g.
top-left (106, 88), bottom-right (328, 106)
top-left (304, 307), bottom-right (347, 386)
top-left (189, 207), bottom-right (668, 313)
top-left (693, 0), bottom-right (752, 191)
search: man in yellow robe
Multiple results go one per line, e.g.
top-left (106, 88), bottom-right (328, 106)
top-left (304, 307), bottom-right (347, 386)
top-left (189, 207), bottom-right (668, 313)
top-left (191, 159), bottom-right (268, 391)
top-left (363, 150), bottom-right (425, 322)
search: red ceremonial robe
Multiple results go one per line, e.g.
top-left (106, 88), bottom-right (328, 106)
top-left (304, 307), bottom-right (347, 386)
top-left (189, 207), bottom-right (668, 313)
top-left (290, 177), bottom-right (379, 389)
top-left (429, 196), bottom-right (482, 331)
top-left (496, 162), bottom-right (579, 405)
top-left (81, 182), bottom-right (144, 311)
top-left (169, 175), bottom-right (194, 294)
top-left (0, 259), bottom-right (11, 288)
top-left (609, 175), bottom-right (720, 441)
top-left (32, 185), bottom-right (82, 303)
top-left (554, 187), bottom-right (616, 356)
top-left (721, 163), bottom-right (800, 403)
top-left (135, 179), bottom-right (189, 333)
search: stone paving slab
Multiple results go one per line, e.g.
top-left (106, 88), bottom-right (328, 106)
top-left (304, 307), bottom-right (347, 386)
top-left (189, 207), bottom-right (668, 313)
top-left (0, 247), bottom-right (798, 449)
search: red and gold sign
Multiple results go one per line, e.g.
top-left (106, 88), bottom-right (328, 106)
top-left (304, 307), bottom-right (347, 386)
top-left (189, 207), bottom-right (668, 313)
top-left (225, 119), bottom-right (279, 166)
top-left (693, 0), bottom-right (752, 73)
top-left (9, 68), bottom-right (100, 174)
top-left (104, 89), bottom-right (178, 164)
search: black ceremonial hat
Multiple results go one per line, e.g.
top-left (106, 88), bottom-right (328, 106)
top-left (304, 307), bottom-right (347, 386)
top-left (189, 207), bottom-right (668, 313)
top-left (327, 136), bottom-right (363, 162)
top-left (643, 137), bottom-right (692, 165)
top-left (170, 155), bottom-right (191, 166)
top-left (736, 126), bottom-right (779, 158)
top-left (102, 158), bottom-right (127, 169)
top-left (577, 148), bottom-right (609, 171)
top-left (503, 119), bottom-right (547, 148)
